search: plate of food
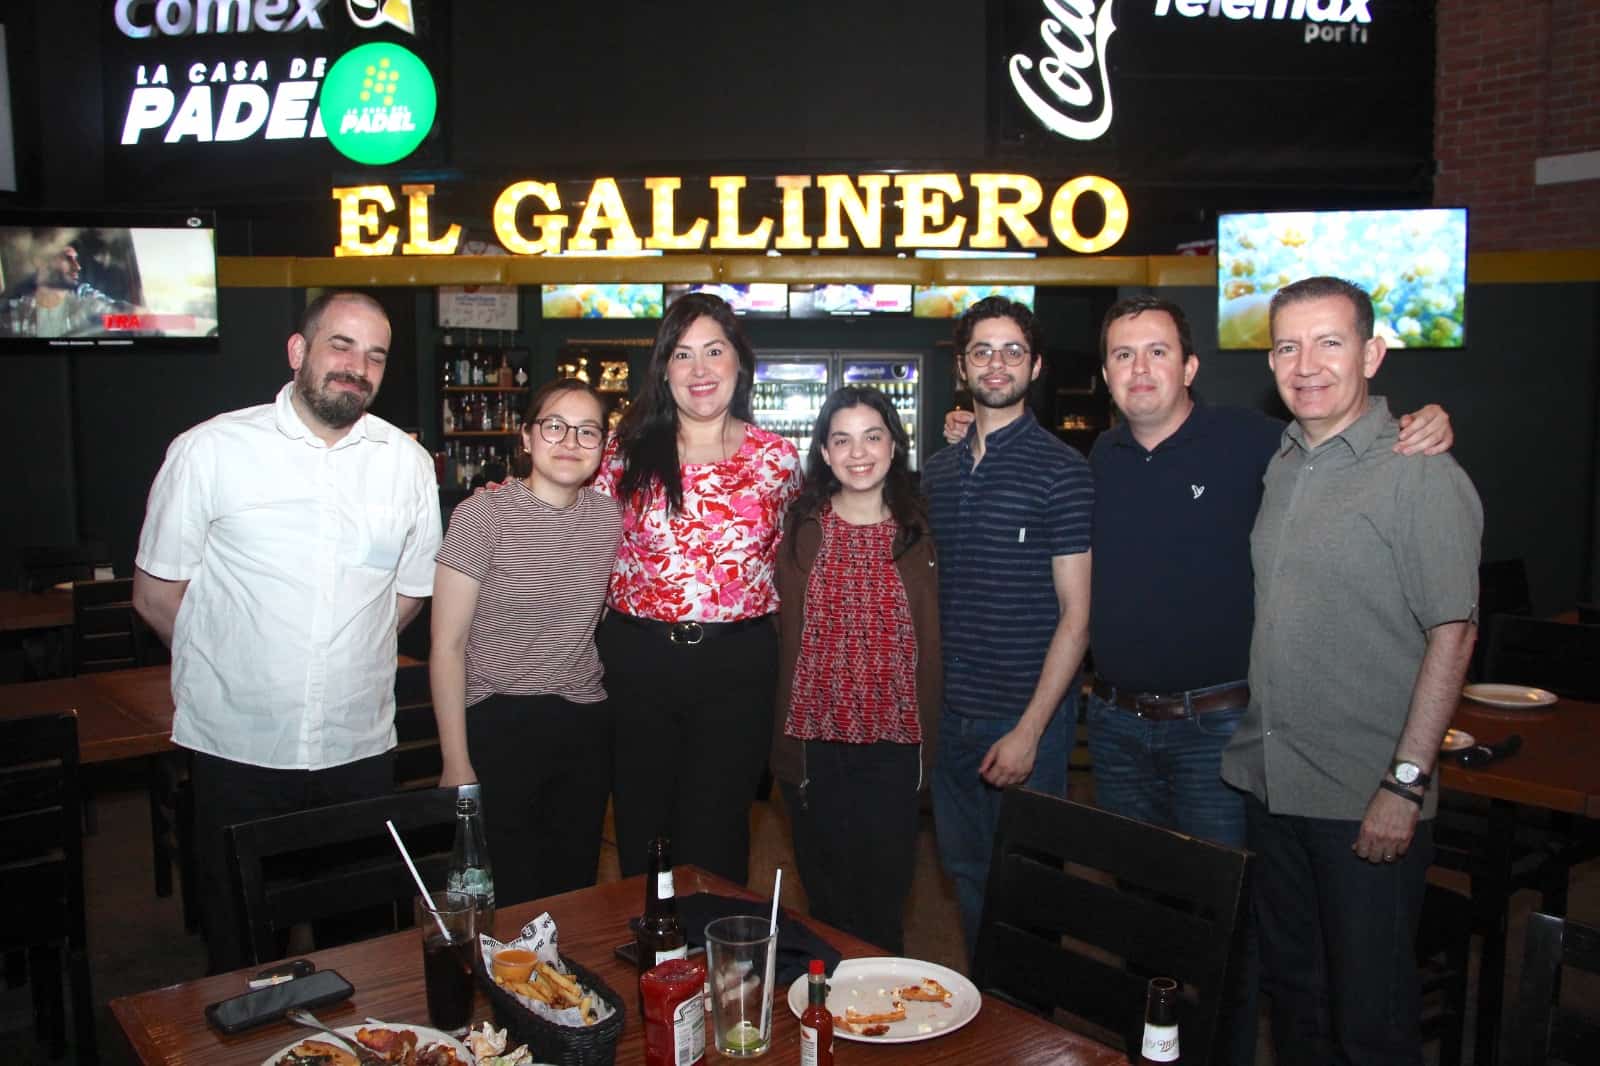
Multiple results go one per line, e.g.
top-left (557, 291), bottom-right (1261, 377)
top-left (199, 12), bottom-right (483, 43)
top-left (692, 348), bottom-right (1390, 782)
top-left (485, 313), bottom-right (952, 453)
top-left (1441, 728), bottom-right (1476, 752)
top-left (264, 1021), bottom-right (473, 1066)
top-left (1462, 683), bottom-right (1558, 709)
top-left (786, 957), bottom-right (980, 1044)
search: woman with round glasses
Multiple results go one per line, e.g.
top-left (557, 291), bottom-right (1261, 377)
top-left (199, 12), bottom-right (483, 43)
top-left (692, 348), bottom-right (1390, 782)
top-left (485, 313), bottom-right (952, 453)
top-left (594, 292), bottom-right (802, 884)
top-left (430, 378), bottom-right (622, 904)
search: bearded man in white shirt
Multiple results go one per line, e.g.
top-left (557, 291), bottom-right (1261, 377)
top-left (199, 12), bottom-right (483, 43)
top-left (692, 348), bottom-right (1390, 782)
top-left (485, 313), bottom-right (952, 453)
top-left (134, 291), bottom-right (442, 972)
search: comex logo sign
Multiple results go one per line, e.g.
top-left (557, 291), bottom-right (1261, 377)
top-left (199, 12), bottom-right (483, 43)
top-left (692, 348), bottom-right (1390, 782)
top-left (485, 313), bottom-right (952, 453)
top-left (1008, 1), bottom-right (1119, 143)
top-left (114, 0), bottom-right (414, 37)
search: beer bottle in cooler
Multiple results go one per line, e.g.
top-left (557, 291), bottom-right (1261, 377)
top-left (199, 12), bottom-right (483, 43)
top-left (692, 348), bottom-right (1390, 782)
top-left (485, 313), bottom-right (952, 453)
top-left (638, 838), bottom-right (687, 970)
top-left (1139, 977), bottom-right (1180, 1064)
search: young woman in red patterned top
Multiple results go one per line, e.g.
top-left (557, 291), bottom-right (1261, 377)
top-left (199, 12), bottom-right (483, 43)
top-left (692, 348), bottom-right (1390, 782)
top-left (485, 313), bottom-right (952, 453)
top-left (594, 293), bottom-right (801, 884)
top-left (770, 386), bottom-right (940, 954)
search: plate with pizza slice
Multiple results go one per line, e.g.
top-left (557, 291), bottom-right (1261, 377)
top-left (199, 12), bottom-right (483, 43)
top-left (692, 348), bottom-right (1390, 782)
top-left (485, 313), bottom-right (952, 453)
top-left (785, 957), bottom-right (981, 1044)
top-left (262, 1021), bottom-right (475, 1066)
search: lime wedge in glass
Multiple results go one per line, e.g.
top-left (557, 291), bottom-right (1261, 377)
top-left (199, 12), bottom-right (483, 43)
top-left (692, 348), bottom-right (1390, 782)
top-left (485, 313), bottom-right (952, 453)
top-left (722, 1020), bottom-right (766, 1053)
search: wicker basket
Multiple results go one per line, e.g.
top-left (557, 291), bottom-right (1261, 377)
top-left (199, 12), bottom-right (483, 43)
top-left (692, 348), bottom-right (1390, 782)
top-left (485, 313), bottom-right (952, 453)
top-left (478, 954), bottom-right (625, 1066)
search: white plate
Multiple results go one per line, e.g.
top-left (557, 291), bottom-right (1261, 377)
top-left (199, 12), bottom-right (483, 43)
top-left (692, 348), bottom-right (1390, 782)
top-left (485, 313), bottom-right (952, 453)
top-left (262, 1021), bottom-right (474, 1066)
top-left (1463, 683), bottom-right (1558, 709)
top-left (1441, 729), bottom-right (1476, 752)
top-left (786, 957), bottom-right (981, 1045)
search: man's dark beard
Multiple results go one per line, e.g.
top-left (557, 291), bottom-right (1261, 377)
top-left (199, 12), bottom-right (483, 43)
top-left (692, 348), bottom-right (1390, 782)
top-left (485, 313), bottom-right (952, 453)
top-left (971, 377), bottom-right (1030, 410)
top-left (296, 368), bottom-right (371, 428)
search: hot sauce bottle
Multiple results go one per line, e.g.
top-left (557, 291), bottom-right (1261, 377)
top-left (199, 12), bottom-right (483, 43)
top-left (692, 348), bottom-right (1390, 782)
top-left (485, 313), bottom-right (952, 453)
top-left (799, 959), bottom-right (833, 1066)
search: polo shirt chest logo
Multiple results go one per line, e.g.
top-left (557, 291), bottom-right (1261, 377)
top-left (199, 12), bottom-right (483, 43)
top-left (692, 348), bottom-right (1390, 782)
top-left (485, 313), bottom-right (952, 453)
top-left (1191, 484), bottom-right (1205, 500)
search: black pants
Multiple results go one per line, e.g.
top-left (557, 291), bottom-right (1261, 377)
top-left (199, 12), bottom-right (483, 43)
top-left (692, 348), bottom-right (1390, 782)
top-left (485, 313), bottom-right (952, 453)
top-left (1246, 794), bottom-right (1432, 1066)
top-left (599, 615), bottom-right (776, 885)
top-left (189, 748), bottom-right (394, 974)
top-left (466, 692), bottom-right (612, 907)
top-left (781, 740), bottom-right (921, 955)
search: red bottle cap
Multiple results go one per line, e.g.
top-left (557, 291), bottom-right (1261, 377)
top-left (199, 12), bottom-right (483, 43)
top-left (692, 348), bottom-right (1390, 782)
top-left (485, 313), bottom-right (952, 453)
top-left (809, 959), bottom-right (825, 976)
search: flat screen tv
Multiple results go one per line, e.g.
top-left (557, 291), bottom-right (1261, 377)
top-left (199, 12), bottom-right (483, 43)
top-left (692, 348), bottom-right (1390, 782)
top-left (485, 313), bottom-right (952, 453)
top-left (1216, 208), bottom-right (1468, 350)
top-left (912, 284), bottom-right (1035, 318)
top-left (665, 283), bottom-right (789, 318)
top-left (541, 284), bottom-right (663, 319)
top-left (0, 209), bottom-right (220, 352)
top-left (789, 284), bottom-right (912, 318)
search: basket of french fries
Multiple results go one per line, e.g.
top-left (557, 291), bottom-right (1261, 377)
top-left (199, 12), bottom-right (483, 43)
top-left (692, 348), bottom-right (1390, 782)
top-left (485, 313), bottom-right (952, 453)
top-left (477, 913), bottom-right (624, 1066)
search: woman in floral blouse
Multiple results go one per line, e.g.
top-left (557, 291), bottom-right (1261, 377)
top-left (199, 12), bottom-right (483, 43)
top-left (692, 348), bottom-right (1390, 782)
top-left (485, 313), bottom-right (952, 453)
top-left (594, 292), bottom-right (801, 884)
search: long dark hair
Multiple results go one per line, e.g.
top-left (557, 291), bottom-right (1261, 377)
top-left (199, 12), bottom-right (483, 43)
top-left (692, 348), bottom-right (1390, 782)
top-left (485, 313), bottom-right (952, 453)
top-left (789, 386), bottom-right (926, 561)
top-left (614, 292), bottom-right (755, 512)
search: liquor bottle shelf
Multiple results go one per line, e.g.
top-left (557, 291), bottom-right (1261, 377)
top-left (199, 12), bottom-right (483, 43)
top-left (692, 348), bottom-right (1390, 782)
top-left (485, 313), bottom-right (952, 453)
top-left (443, 385), bottom-right (527, 393)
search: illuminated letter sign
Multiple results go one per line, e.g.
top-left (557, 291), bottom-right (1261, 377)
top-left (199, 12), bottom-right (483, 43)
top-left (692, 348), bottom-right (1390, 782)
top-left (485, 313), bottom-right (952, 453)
top-left (319, 42), bottom-right (435, 165)
top-left (1008, 0), bottom-right (1118, 142)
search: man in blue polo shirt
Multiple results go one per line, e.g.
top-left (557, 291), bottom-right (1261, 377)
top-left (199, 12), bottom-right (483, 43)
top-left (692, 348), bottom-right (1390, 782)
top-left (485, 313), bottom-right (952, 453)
top-left (923, 296), bottom-right (1094, 956)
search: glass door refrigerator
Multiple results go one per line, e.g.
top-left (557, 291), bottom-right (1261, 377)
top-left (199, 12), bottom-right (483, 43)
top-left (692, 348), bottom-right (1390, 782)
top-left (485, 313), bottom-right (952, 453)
top-left (753, 352), bottom-right (925, 470)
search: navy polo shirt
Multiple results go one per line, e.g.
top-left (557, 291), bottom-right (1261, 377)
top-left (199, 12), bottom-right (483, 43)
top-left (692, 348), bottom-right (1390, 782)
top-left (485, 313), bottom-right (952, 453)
top-left (924, 410), bottom-right (1093, 721)
top-left (1088, 401), bottom-right (1284, 694)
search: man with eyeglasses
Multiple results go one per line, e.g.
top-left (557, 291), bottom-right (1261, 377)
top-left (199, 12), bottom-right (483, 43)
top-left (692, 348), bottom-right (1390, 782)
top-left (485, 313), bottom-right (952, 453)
top-left (922, 295), bottom-right (1094, 957)
top-left (133, 291), bottom-right (442, 972)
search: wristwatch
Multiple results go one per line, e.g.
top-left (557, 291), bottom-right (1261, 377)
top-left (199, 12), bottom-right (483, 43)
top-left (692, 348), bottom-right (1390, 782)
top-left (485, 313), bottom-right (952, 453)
top-left (1390, 759), bottom-right (1431, 788)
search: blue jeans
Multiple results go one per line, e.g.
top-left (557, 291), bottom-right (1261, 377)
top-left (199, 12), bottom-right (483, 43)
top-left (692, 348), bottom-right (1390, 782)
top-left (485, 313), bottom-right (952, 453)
top-left (1084, 687), bottom-right (1247, 847)
top-left (1246, 794), bottom-right (1432, 1066)
top-left (932, 702), bottom-right (1072, 960)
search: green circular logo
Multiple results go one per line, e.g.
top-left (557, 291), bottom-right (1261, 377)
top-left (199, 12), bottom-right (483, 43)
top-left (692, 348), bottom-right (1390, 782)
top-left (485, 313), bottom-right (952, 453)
top-left (320, 43), bottom-right (436, 166)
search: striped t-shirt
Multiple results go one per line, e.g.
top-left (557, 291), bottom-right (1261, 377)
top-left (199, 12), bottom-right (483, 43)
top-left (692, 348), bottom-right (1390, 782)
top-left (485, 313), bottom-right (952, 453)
top-left (923, 409), bottom-right (1093, 721)
top-left (436, 480), bottom-right (623, 707)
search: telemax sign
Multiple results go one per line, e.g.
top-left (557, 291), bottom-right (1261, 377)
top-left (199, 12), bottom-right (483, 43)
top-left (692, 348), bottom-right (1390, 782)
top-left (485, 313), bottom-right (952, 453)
top-left (330, 173), bottom-right (1132, 257)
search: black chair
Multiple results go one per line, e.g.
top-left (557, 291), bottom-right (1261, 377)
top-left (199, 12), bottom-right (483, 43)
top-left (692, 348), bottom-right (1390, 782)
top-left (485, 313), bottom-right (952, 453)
top-left (19, 543), bottom-right (110, 594)
top-left (225, 787), bottom-right (459, 966)
top-left (0, 712), bottom-right (97, 1062)
top-left (1483, 615), bottom-right (1600, 701)
top-left (1507, 912), bottom-right (1600, 1066)
top-left (70, 578), bottom-right (139, 674)
top-left (393, 663), bottom-right (443, 791)
top-left (1472, 559), bottom-right (1533, 682)
top-left (972, 790), bottom-right (1250, 1065)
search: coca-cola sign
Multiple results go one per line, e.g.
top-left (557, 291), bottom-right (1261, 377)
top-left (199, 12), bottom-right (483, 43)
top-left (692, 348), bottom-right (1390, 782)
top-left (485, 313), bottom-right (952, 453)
top-left (1007, 1), bottom-right (1119, 142)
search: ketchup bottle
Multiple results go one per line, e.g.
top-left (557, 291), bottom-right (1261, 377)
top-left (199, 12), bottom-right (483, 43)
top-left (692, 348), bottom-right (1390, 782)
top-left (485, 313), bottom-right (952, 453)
top-left (799, 959), bottom-right (833, 1066)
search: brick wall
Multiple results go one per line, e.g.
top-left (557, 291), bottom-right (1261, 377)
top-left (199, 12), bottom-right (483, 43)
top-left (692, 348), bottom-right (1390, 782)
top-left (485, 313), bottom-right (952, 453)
top-left (1435, 0), bottom-right (1600, 250)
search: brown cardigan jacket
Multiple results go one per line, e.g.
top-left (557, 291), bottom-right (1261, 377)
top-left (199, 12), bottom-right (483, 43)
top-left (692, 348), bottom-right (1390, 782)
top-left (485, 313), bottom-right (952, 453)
top-left (769, 508), bottom-right (942, 789)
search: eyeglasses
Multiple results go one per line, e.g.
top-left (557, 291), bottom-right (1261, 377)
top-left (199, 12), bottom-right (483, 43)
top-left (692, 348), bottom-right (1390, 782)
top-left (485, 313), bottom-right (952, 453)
top-left (532, 417), bottom-right (604, 449)
top-left (964, 343), bottom-right (1031, 367)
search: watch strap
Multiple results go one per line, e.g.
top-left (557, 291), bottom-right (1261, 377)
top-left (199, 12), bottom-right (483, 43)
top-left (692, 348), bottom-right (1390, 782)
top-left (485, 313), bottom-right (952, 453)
top-left (1379, 779), bottom-right (1424, 807)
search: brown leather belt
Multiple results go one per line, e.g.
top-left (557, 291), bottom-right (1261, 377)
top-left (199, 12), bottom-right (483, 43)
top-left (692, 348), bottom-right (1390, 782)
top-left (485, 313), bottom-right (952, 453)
top-left (1091, 680), bottom-right (1250, 721)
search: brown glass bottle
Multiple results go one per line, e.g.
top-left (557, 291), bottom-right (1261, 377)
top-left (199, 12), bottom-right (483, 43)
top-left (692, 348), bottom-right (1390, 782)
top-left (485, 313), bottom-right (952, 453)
top-left (637, 838), bottom-right (688, 976)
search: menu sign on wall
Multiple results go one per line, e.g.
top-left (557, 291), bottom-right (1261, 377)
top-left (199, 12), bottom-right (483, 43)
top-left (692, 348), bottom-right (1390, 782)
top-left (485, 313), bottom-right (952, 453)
top-left (104, 0), bottom-right (447, 199)
top-left (990, 0), bottom-right (1434, 193)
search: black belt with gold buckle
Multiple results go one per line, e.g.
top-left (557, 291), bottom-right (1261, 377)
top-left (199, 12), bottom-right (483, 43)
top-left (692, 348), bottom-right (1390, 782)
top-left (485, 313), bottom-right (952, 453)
top-left (610, 612), bottom-right (770, 647)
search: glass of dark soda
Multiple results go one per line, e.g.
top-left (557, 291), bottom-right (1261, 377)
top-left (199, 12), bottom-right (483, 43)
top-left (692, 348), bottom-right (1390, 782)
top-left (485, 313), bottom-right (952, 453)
top-left (415, 890), bottom-right (476, 1032)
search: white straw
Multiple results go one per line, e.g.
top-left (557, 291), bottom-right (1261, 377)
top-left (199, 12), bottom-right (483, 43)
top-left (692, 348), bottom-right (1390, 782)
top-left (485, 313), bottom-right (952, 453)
top-left (387, 819), bottom-right (451, 939)
top-left (768, 868), bottom-right (782, 936)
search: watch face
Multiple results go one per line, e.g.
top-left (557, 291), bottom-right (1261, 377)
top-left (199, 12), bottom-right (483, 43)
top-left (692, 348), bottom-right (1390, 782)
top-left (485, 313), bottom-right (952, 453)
top-left (1394, 762), bottom-right (1421, 785)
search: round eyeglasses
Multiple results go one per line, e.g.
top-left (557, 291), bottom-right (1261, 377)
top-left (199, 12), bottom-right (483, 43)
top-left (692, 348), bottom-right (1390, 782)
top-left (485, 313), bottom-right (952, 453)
top-left (532, 417), bottom-right (604, 449)
top-left (964, 343), bottom-right (1031, 367)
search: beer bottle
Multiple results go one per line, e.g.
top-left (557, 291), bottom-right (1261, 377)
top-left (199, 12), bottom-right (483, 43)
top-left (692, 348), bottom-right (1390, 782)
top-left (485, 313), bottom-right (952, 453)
top-left (637, 838), bottom-right (688, 973)
top-left (1139, 976), bottom-right (1180, 1064)
top-left (799, 959), bottom-right (833, 1066)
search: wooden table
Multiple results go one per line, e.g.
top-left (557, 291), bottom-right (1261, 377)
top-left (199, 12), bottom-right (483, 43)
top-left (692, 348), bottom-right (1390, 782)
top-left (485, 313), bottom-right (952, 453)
top-left (1441, 694), bottom-right (1600, 1066)
top-left (0, 587), bottom-right (73, 633)
top-left (0, 668), bottom-right (174, 763)
top-left (112, 866), bottom-right (1124, 1066)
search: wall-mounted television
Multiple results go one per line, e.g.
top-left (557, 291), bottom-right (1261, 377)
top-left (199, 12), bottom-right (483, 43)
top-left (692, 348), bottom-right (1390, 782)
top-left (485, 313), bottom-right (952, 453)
top-left (1216, 208), bottom-right (1468, 350)
top-left (541, 284), bottom-right (663, 319)
top-left (789, 284), bottom-right (912, 318)
top-left (0, 209), bottom-right (220, 353)
top-left (912, 284), bottom-right (1036, 318)
top-left (665, 283), bottom-right (789, 318)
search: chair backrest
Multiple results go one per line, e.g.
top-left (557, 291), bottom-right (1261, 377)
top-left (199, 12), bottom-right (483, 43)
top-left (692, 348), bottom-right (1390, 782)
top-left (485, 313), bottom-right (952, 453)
top-left (1484, 615), bottom-right (1600, 701)
top-left (1473, 559), bottom-right (1533, 681)
top-left (1508, 911), bottom-right (1600, 1066)
top-left (71, 578), bottom-right (139, 674)
top-left (19, 543), bottom-right (110, 594)
top-left (0, 712), bottom-right (86, 953)
top-left (225, 787), bottom-right (459, 965)
top-left (973, 790), bottom-right (1250, 1066)
top-left (393, 663), bottom-right (442, 790)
